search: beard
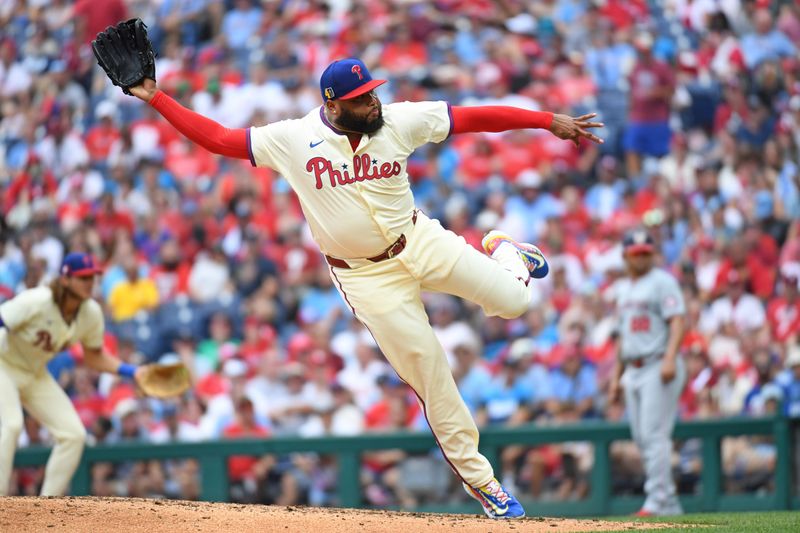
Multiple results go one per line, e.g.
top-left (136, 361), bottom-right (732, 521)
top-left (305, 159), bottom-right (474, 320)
top-left (62, 282), bottom-right (88, 302)
top-left (336, 104), bottom-right (384, 134)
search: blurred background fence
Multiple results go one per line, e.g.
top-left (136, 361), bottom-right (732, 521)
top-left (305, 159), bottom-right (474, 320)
top-left (15, 414), bottom-right (799, 517)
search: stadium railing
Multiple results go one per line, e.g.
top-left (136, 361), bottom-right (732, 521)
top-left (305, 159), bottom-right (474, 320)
top-left (14, 415), bottom-right (798, 516)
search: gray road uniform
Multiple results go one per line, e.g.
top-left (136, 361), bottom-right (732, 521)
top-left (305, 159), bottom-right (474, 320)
top-left (615, 268), bottom-right (686, 516)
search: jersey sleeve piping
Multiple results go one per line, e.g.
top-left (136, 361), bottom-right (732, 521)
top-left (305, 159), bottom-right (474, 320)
top-left (446, 102), bottom-right (454, 139)
top-left (246, 127), bottom-right (256, 167)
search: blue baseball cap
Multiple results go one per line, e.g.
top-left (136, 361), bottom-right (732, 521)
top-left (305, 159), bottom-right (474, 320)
top-left (60, 252), bottom-right (102, 277)
top-left (622, 229), bottom-right (655, 255)
top-left (319, 58), bottom-right (386, 101)
top-left (377, 373), bottom-right (404, 388)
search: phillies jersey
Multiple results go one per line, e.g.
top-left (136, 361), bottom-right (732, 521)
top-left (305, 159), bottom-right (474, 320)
top-left (248, 101), bottom-right (452, 259)
top-left (0, 287), bottom-right (104, 375)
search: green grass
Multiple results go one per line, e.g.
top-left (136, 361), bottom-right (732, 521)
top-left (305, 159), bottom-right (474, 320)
top-left (605, 511), bottom-right (800, 532)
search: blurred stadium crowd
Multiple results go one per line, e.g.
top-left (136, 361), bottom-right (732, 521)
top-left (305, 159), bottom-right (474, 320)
top-left (2, 0), bottom-right (800, 508)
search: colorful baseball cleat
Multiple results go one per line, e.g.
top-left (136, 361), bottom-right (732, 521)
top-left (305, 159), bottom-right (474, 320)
top-left (482, 230), bottom-right (549, 279)
top-left (463, 478), bottom-right (526, 519)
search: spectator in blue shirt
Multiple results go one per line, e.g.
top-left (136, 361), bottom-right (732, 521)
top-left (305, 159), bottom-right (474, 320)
top-left (299, 264), bottom-right (350, 331)
top-left (780, 347), bottom-right (800, 418)
top-left (523, 307), bottom-right (560, 357)
top-left (584, 25), bottom-right (636, 93)
top-left (773, 151), bottom-right (800, 221)
top-left (476, 355), bottom-right (533, 427)
top-left (222, 0), bottom-right (263, 52)
top-left (735, 97), bottom-right (777, 149)
top-left (453, 335), bottom-right (492, 415)
top-left (505, 338), bottom-right (558, 418)
top-left (156, 0), bottom-right (208, 47)
top-left (584, 24), bottom-right (636, 155)
top-left (743, 348), bottom-right (782, 416)
top-left (504, 169), bottom-right (564, 243)
top-left (550, 346), bottom-right (598, 419)
top-left (584, 156), bottom-right (624, 221)
top-left (741, 9), bottom-right (796, 70)
top-left (0, 233), bottom-right (25, 294)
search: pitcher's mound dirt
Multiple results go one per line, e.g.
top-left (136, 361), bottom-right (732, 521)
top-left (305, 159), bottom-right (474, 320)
top-left (0, 496), bottom-right (672, 532)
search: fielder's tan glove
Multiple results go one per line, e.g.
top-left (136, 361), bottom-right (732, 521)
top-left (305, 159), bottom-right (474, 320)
top-left (136, 362), bottom-right (191, 398)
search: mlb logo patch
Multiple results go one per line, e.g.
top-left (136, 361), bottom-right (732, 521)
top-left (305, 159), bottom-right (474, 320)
top-left (324, 87), bottom-right (335, 99)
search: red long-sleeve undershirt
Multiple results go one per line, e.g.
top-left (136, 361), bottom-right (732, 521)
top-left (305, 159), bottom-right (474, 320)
top-left (148, 90), bottom-right (554, 159)
top-left (149, 90), bottom-right (250, 159)
top-left (449, 105), bottom-right (553, 134)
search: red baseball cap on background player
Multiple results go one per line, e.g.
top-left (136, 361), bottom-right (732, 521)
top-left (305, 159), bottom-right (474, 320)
top-left (60, 252), bottom-right (102, 277)
top-left (319, 58), bottom-right (387, 101)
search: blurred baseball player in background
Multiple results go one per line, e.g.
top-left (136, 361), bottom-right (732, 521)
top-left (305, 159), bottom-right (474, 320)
top-left (609, 230), bottom-right (687, 516)
top-left (0, 252), bottom-right (145, 496)
top-left (120, 57), bottom-right (603, 519)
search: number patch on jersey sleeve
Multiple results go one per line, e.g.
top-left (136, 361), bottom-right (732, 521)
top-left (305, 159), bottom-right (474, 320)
top-left (630, 316), bottom-right (651, 332)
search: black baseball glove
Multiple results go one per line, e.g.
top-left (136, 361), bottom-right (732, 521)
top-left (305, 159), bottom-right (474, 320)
top-left (92, 18), bottom-right (156, 95)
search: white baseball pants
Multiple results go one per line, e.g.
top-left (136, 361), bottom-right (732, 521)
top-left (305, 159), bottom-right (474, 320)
top-left (0, 360), bottom-right (86, 496)
top-left (622, 356), bottom-right (686, 515)
top-left (329, 212), bottom-right (531, 488)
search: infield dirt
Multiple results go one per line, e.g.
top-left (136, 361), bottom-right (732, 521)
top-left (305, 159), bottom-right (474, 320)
top-left (0, 496), bottom-right (673, 532)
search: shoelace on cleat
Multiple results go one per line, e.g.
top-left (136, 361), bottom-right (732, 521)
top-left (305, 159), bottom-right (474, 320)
top-left (481, 481), bottom-right (510, 504)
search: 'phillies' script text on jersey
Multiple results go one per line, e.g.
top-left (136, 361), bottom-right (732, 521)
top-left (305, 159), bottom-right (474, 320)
top-left (248, 100), bottom-right (451, 259)
top-left (306, 154), bottom-right (402, 189)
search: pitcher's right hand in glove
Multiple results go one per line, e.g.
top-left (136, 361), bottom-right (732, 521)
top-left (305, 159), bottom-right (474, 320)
top-left (92, 18), bottom-right (156, 95)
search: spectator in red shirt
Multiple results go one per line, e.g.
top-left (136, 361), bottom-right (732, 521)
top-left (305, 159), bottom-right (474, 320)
top-left (222, 397), bottom-right (272, 503)
top-left (381, 26), bottom-right (428, 74)
top-left (3, 154), bottom-right (58, 214)
top-left (679, 338), bottom-right (716, 420)
top-left (454, 136), bottom-right (500, 189)
top-left (597, 0), bottom-right (649, 30)
top-left (713, 238), bottom-right (775, 300)
top-left (364, 374), bottom-right (418, 430)
top-left (71, 367), bottom-right (105, 429)
top-left (85, 101), bottom-right (121, 164)
top-left (557, 186), bottom-right (592, 241)
top-left (165, 137), bottom-right (219, 184)
top-left (72, 0), bottom-right (127, 46)
top-left (623, 32), bottom-right (676, 178)
top-left (496, 130), bottom-right (538, 180)
top-left (743, 224), bottom-right (780, 271)
top-left (238, 316), bottom-right (276, 371)
top-left (362, 374), bottom-right (418, 507)
top-left (713, 77), bottom-right (751, 134)
top-left (548, 264), bottom-right (573, 315)
top-left (701, 12), bottom-right (746, 82)
top-left (92, 192), bottom-right (135, 247)
top-left (268, 221), bottom-right (320, 288)
top-left (150, 239), bottom-right (192, 302)
top-left (767, 266), bottom-right (800, 344)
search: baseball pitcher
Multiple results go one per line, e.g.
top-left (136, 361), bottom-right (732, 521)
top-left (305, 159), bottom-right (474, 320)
top-left (609, 230), bottom-right (687, 516)
top-left (0, 252), bottom-right (189, 496)
top-left (92, 20), bottom-right (603, 518)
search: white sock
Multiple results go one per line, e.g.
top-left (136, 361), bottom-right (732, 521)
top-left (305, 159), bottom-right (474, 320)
top-left (490, 241), bottom-right (530, 281)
